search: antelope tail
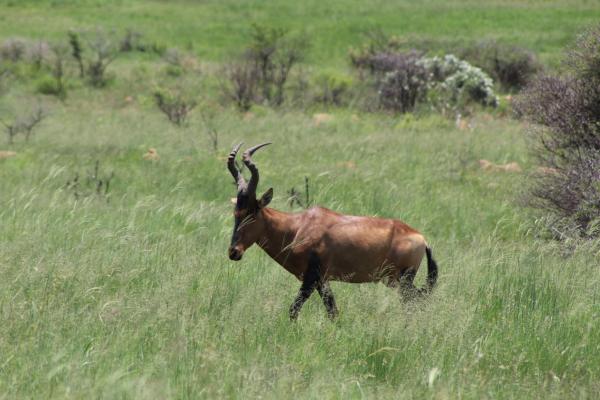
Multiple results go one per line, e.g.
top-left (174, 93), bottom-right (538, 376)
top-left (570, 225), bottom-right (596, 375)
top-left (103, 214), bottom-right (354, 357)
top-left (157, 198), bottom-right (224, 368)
top-left (424, 246), bottom-right (438, 293)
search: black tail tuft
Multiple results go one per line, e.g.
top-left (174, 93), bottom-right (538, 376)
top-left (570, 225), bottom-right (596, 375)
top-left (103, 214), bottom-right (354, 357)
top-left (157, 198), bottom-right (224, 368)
top-left (424, 246), bottom-right (438, 293)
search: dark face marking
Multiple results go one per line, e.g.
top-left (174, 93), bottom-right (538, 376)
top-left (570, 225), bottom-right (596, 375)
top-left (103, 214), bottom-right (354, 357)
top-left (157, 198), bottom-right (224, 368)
top-left (228, 191), bottom-right (258, 261)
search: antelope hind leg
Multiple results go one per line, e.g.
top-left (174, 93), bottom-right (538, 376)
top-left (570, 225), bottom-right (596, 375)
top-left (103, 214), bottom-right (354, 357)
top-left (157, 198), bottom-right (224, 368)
top-left (398, 270), bottom-right (420, 302)
top-left (317, 281), bottom-right (338, 320)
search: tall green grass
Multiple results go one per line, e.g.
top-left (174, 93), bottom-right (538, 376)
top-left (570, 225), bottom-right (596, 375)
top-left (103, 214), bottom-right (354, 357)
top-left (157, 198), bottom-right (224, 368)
top-left (1, 1), bottom-right (600, 398)
top-left (1, 100), bottom-right (599, 398)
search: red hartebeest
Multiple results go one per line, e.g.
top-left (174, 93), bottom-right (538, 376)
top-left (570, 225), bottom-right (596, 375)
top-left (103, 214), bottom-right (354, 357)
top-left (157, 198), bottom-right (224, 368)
top-left (227, 143), bottom-right (438, 320)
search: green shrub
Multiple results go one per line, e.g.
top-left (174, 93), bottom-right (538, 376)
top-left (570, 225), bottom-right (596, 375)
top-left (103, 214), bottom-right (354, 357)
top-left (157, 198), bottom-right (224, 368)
top-left (164, 65), bottom-right (184, 77)
top-left (313, 71), bottom-right (353, 105)
top-left (35, 75), bottom-right (63, 97)
top-left (149, 41), bottom-right (167, 56)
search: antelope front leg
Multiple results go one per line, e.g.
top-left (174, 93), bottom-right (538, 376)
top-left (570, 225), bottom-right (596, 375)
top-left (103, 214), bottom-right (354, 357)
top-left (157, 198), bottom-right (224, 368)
top-left (317, 281), bottom-right (339, 320)
top-left (289, 252), bottom-right (320, 321)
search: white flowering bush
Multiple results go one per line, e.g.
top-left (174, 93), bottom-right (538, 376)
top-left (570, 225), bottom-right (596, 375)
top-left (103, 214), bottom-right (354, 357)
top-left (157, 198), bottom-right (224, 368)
top-left (351, 49), bottom-right (498, 114)
top-left (418, 54), bottom-right (498, 108)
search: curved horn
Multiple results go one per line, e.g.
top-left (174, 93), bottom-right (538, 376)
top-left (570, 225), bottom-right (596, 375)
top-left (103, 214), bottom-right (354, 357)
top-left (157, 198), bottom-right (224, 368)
top-left (243, 142), bottom-right (271, 196)
top-left (227, 142), bottom-right (246, 189)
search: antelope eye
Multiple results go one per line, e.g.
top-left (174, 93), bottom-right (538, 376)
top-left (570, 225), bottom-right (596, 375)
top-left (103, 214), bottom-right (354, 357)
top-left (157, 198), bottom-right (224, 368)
top-left (234, 210), bottom-right (247, 218)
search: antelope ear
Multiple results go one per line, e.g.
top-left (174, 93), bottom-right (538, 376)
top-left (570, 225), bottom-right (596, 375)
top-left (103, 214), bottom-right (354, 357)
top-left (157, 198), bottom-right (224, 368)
top-left (258, 188), bottom-right (273, 208)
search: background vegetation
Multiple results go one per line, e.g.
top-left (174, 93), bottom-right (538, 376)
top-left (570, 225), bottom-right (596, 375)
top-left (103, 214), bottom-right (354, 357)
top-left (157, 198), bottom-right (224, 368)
top-left (1, 0), bottom-right (600, 67)
top-left (1, 0), bottom-right (599, 398)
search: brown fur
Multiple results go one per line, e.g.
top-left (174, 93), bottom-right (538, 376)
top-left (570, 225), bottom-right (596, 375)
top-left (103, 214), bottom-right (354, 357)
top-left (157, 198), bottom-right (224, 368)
top-left (231, 206), bottom-right (427, 284)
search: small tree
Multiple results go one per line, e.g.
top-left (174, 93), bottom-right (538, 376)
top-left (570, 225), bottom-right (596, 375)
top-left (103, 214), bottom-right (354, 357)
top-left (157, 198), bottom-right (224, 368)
top-left (68, 30), bottom-right (85, 78)
top-left (0, 68), bottom-right (9, 96)
top-left (119, 29), bottom-right (144, 52)
top-left (0, 104), bottom-right (47, 144)
top-left (153, 88), bottom-right (196, 126)
top-left (21, 106), bottom-right (46, 141)
top-left (198, 102), bottom-right (220, 154)
top-left (221, 24), bottom-right (308, 110)
top-left (49, 43), bottom-right (69, 99)
top-left (222, 60), bottom-right (259, 112)
top-left (270, 35), bottom-right (308, 106)
top-left (0, 120), bottom-right (18, 144)
top-left (246, 24), bottom-right (309, 106)
top-left (68, 29), bottom-right (119, 87)
top-left (373, 52), bottom-right (428, 113)
top-left (248, 24), bottom-right (285, 103)
top-left (27, 40), bottom-right (50, 70)
top-left (85, 29), bottom-right (119, 87)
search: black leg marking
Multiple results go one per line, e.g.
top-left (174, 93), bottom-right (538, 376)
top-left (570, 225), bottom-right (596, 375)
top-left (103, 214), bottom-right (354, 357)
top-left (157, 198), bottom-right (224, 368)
top-left (398, 270), bottom-right (420, 302)
top-left (317, 281), bottom-right (339, 320)
top-left (289, 252), bottom-right (320, 321)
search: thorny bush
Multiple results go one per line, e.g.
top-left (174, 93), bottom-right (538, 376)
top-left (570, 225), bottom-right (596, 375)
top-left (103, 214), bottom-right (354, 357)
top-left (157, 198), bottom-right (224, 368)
top-left (515, 24), bottom-right (600, 238)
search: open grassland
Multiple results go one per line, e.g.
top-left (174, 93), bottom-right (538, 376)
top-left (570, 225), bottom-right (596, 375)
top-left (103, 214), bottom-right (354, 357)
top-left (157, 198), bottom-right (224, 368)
top-left (1, 100), bottom-right (600, 398)
top-left (1, 1), bottom-right (600, 399)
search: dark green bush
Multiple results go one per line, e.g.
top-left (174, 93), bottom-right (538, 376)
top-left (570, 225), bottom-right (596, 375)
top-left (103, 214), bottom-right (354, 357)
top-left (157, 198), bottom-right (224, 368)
top-left (35, 75), bottom-right (63, 96)
top-left (313, 71), bottom-right (353, 106)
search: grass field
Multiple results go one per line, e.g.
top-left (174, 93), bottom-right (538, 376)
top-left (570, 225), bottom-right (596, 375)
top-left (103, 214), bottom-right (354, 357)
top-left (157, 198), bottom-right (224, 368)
top-left (2, 0), bottom-right (600, 67)
top-left (1, 1), bottom-right (600, 399)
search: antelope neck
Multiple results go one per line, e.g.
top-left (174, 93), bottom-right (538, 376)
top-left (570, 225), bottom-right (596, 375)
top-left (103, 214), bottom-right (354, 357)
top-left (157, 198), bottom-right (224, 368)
top-left (258, 207), bottom-right (300, 260)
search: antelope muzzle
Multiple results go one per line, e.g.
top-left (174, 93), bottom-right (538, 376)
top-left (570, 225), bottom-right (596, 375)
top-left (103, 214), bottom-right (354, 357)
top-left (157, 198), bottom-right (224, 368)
top-left (228, 246), bottom-right (244, 261)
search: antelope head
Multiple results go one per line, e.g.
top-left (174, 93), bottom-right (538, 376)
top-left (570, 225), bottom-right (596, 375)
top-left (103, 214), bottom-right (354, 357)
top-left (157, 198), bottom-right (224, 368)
top-left (227, 142), bottom-right (273, 261)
